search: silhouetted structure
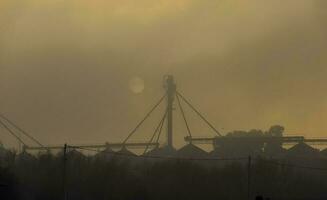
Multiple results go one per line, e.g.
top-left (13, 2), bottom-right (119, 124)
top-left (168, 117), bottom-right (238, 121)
top-left (287, 142), bottom-right (319, 156)
top-left (117, 146), bottom-right (136, 157)
top-left (176, 143), bottom-right (208, 158)
top-left (9, 77), bottom-right (327, 160)
top-left (94, 145), bottom-right (115, 161)
top-left (145, 145), bottom-right (177, 157)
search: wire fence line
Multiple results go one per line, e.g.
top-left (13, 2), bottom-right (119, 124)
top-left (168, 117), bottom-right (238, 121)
top-left (73, 146), bottom-right (248, 161)
top-left (254, 158), bottom-right (327, 172)
top-left (67, 146), bottom-right (327, 172)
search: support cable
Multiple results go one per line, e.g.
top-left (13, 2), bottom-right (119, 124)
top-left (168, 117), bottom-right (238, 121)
top-left (176, 91), bottom-right (222, 136)
top-left (176, 93), bottom-right (192, 139)
top-left (0, 118), bottom-right (27, 147)
top-left (122, 93), bottom-right (167, 144)
top-left (143, 108), bottom-right (168, 154)
top-left (0, 114), bottom-right (44, 147)
top-left (155, 110), bottom-right (167, 144)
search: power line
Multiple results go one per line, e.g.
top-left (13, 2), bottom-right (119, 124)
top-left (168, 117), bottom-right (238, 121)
top-left (122, 93), bottom-right (167, 144)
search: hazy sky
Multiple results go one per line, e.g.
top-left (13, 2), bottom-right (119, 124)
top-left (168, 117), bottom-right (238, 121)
top-left (0, 0), bottom-right (327, 149)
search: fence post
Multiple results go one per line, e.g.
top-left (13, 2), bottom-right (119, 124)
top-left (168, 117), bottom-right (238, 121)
top-left (247, 155), bottom-right (252, 200)
top-left (63, 144), bottom-right (68, 200)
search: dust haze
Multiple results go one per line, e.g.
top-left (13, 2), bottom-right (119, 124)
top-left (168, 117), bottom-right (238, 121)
top-left (1, 0), bottom-right (327, 148)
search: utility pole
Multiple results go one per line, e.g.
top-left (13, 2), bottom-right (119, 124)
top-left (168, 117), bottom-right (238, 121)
top-left (165, 75), bottom-right (176, 149)
top-left (247, 155), bottom-right (252, 200)
top-left (63, 144), bottom-right (68, 200)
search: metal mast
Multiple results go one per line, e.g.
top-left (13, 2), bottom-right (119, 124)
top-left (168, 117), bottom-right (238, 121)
top-left (165, 75), bottom-right (176, 148)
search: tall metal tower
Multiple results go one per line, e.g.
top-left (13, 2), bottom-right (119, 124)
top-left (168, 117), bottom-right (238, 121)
top-left (165, 75), bottom-right (176, 149)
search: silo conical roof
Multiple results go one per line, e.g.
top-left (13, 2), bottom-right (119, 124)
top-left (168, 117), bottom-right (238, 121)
top-left (116, 147), bottom-right (136, 157)
top-left (320, 148), bottom-right (327, 156)
top-left (144, 145), bottom-right (177, 157)
top-left (287, 142), bottom-right (319, 155)
top-left (94, 146), bottom-right (115, 160)
top-left (176, 143), bottom-right (208, 158)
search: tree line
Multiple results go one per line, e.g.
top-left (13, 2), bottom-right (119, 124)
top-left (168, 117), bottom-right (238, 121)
top-left (1, 149), bottom-right (327, 200)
